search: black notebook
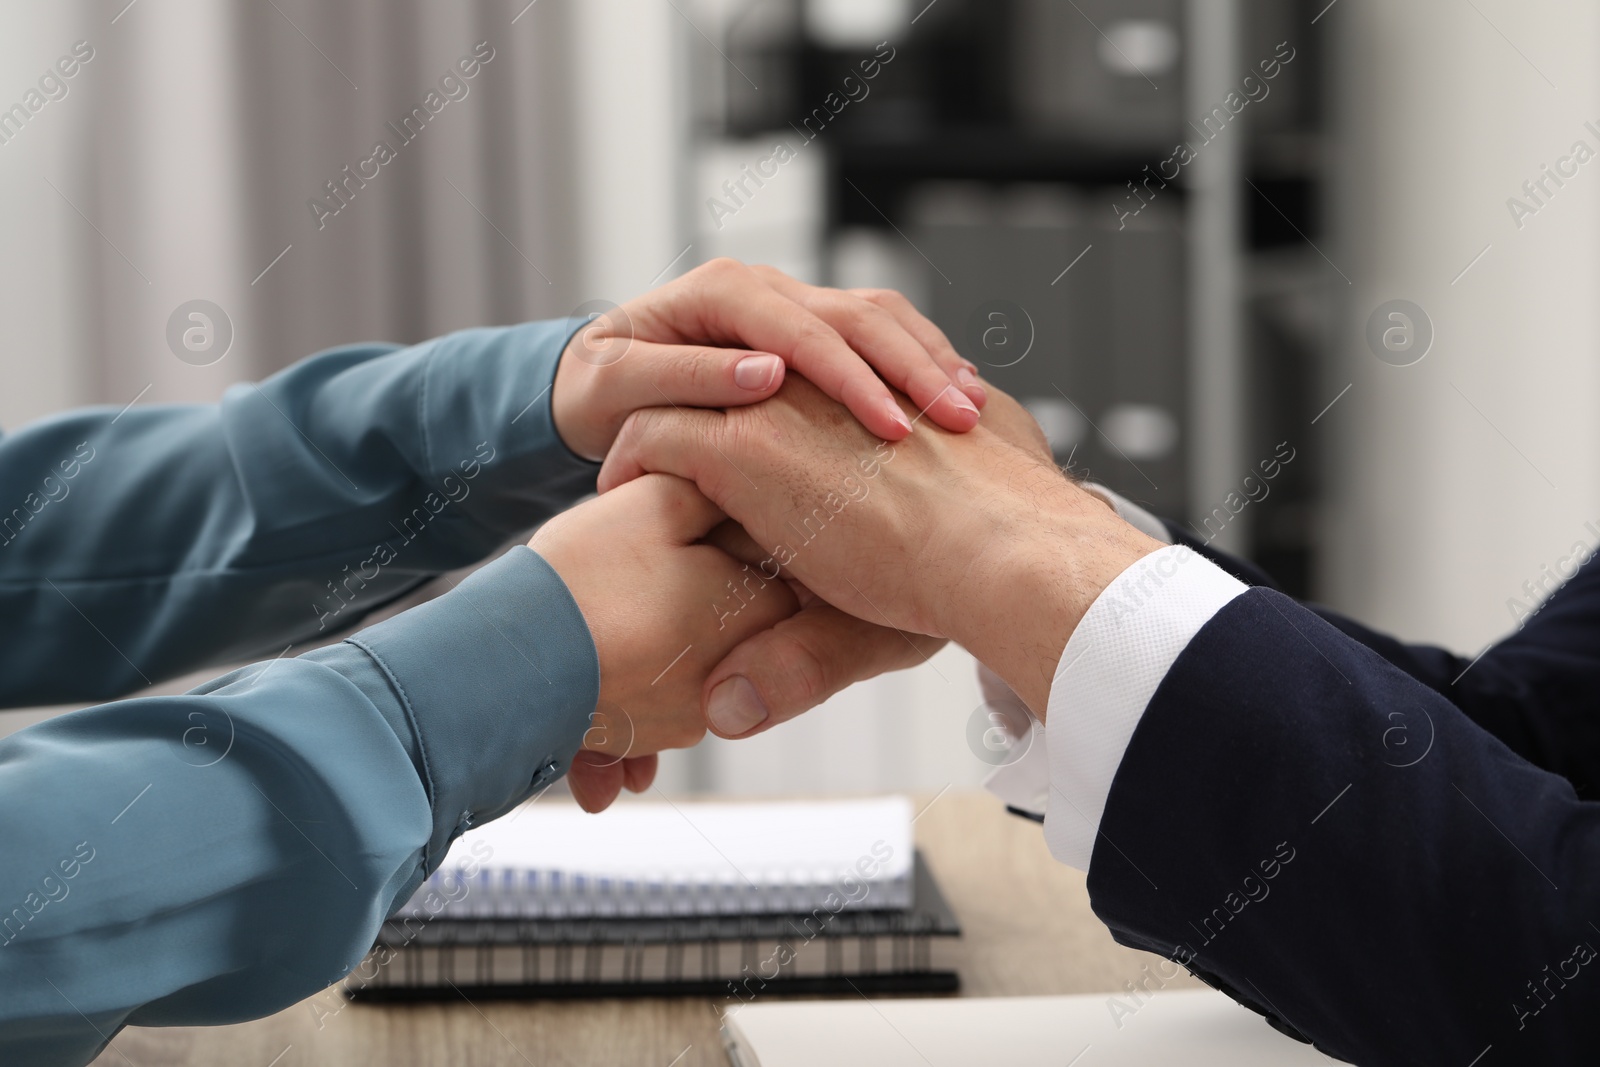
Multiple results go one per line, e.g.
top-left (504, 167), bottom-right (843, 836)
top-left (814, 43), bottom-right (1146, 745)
top-left (343, 798), bottom-right (961, 1001)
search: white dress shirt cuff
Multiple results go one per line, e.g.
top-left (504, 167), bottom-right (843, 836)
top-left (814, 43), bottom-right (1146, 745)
top-left (977, 664), bottom-right (1051, 814)
top-left (984, 482), bottom-right (1174, 816)
top-left (1041, 545), bottom-right (1248, 871)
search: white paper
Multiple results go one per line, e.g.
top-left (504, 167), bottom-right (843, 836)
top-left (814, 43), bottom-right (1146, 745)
top-left (722, 990), bottom-right (1343, 1067)
top-left (400, 796), bottom-right (914, 919)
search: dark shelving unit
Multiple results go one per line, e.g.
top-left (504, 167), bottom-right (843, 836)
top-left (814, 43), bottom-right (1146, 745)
top-left (690, 0), bottom-right (1330, 596)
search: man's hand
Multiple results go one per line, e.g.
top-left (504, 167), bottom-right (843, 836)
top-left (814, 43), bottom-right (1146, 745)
top-left (680, 385), bottom-right (1052, 740)
top-left (550, 259), bottom-right (985, 461)
top-left (526, 474), bottom-right (799, 811)
top-left (598, 380), bottom-right (1163, 717)
top-left (694, 518), bottom-right (946, 737)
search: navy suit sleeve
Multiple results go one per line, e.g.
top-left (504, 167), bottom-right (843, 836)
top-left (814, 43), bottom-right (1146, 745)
top-left (1086, 588), bottom-right (1600, 1065)
top-left (1166, 522), bottom-right (1600, 799)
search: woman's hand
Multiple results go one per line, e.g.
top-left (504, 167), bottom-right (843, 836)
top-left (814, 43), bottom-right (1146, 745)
top-left (527, 473), bottom-right (800, 810)
top-left (551, 259), bottom-right (984, 461)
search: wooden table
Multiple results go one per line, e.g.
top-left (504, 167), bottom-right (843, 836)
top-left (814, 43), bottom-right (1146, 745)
top-left (93, 791), bottom-right (1199, 1066)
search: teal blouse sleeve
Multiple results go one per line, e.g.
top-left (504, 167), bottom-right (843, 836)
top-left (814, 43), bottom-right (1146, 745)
top-left (0, 322), bottom-right (604, 1065)
top-left (0, 318), bottom-right (597, 706)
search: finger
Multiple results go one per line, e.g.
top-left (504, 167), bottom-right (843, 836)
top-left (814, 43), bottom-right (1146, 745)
top-left (850, 286), bottom-right (986, 409)
top-left (621, 341), bottom-right (790, 410)
top-left (701, 602), bottom-right (947, 739)
top-left (702, 519), bottom-right (766, 566)
top-left (613, 470), bottom-right (730, 545)
top-left (622, 754), bottom-right (658, 793)
top-left (567, 750), bottom-right (625, 813)
top-left (674, 259), bottom-right (914, 440)
top-left (597, 406), bottom-right (733, 500)
top-left (704, 518), bottom-right (824, 606)
top-left (703, 519), bottom-right (817, 612)
top-left (752, 266), bottom-right (979, 433)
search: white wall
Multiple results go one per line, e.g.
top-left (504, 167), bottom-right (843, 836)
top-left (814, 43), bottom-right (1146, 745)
top-left (1324, 0), bottom-right (1600, 652)
top-left (570, 0), bottom-right (690, 304)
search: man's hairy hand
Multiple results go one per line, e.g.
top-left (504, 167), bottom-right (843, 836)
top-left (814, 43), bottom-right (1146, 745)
top-left (598, 378), bottom-right (1161, 717)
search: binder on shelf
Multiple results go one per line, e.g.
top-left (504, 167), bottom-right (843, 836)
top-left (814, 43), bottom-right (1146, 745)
top-left (343, 797), bottom-right (961, 1001)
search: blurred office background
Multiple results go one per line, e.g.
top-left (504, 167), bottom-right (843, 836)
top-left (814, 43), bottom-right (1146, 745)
top-left (2, 0), bottom-right (1597, 795)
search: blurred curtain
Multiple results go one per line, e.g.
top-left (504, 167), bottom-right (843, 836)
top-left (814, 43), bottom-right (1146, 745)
top-left (1, 0), bottom-right (580, 423)
top-left (0, 0), bottom-right (581, 741)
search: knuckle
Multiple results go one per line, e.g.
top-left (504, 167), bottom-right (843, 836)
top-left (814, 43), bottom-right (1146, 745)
top-left (729, 388), bottom-right (787, 436)
top-left (854, 287), bottom-right (901, 310)
top-left (687, 348), bottom-right (723, 392)
top-left (703, 256), bottom-right (746, 280)
top-left (615, 406), bottom-right (683, 461)
top-left (716, 409), bottom-right (762, 461)
top-left (773, 630), bottom-right (835, 709)
top-left (613, 406), bottom-right (653, 448)
top-left (794, 315), bottom-right (843, 355)
top-left (836, 297), bottom-right (887, 338)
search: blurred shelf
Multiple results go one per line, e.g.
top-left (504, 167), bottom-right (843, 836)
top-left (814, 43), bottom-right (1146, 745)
top-left (831, 127), bottom-right (1187, 186)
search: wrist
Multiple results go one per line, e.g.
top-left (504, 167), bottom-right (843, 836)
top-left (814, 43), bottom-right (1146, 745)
top-left (942, 478), bottom-right (1163, 716)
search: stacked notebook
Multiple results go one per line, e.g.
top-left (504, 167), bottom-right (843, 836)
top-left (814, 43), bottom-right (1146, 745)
top-left (345, 796), bottom-right (962, 1000)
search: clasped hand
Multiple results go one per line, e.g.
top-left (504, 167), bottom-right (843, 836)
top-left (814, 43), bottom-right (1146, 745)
top-left (533, 258), bottom-right (1160, 812)
top-left (536, 258), bottom-right (983, 810)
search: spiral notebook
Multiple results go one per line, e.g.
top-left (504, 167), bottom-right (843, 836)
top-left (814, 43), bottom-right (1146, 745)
top-left (346, 797), bottom-right (961, 1000)
top-left (395, 796), bottom-right (916, 921)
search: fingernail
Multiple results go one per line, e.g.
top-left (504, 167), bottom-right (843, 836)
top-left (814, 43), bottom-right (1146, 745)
top-left (883, 397), bottom-right (914, 435)
top-left (949, 390), bottom-right (980, 416)
top-left (953, 369), bottom-right (979, 406)
top-left (707, 676), bottom-right (770, 735)
top-left (735, 354), bottom-right (783, 391)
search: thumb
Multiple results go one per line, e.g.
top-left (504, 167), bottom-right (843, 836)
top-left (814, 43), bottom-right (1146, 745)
top-left (629, 341), bottom-right (788, 410)
top-left (701, 602), bottom-right (947, 739)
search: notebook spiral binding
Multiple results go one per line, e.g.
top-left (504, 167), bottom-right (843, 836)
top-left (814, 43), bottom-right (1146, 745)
top-left (345, 852), bottom-right (961, 1001)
